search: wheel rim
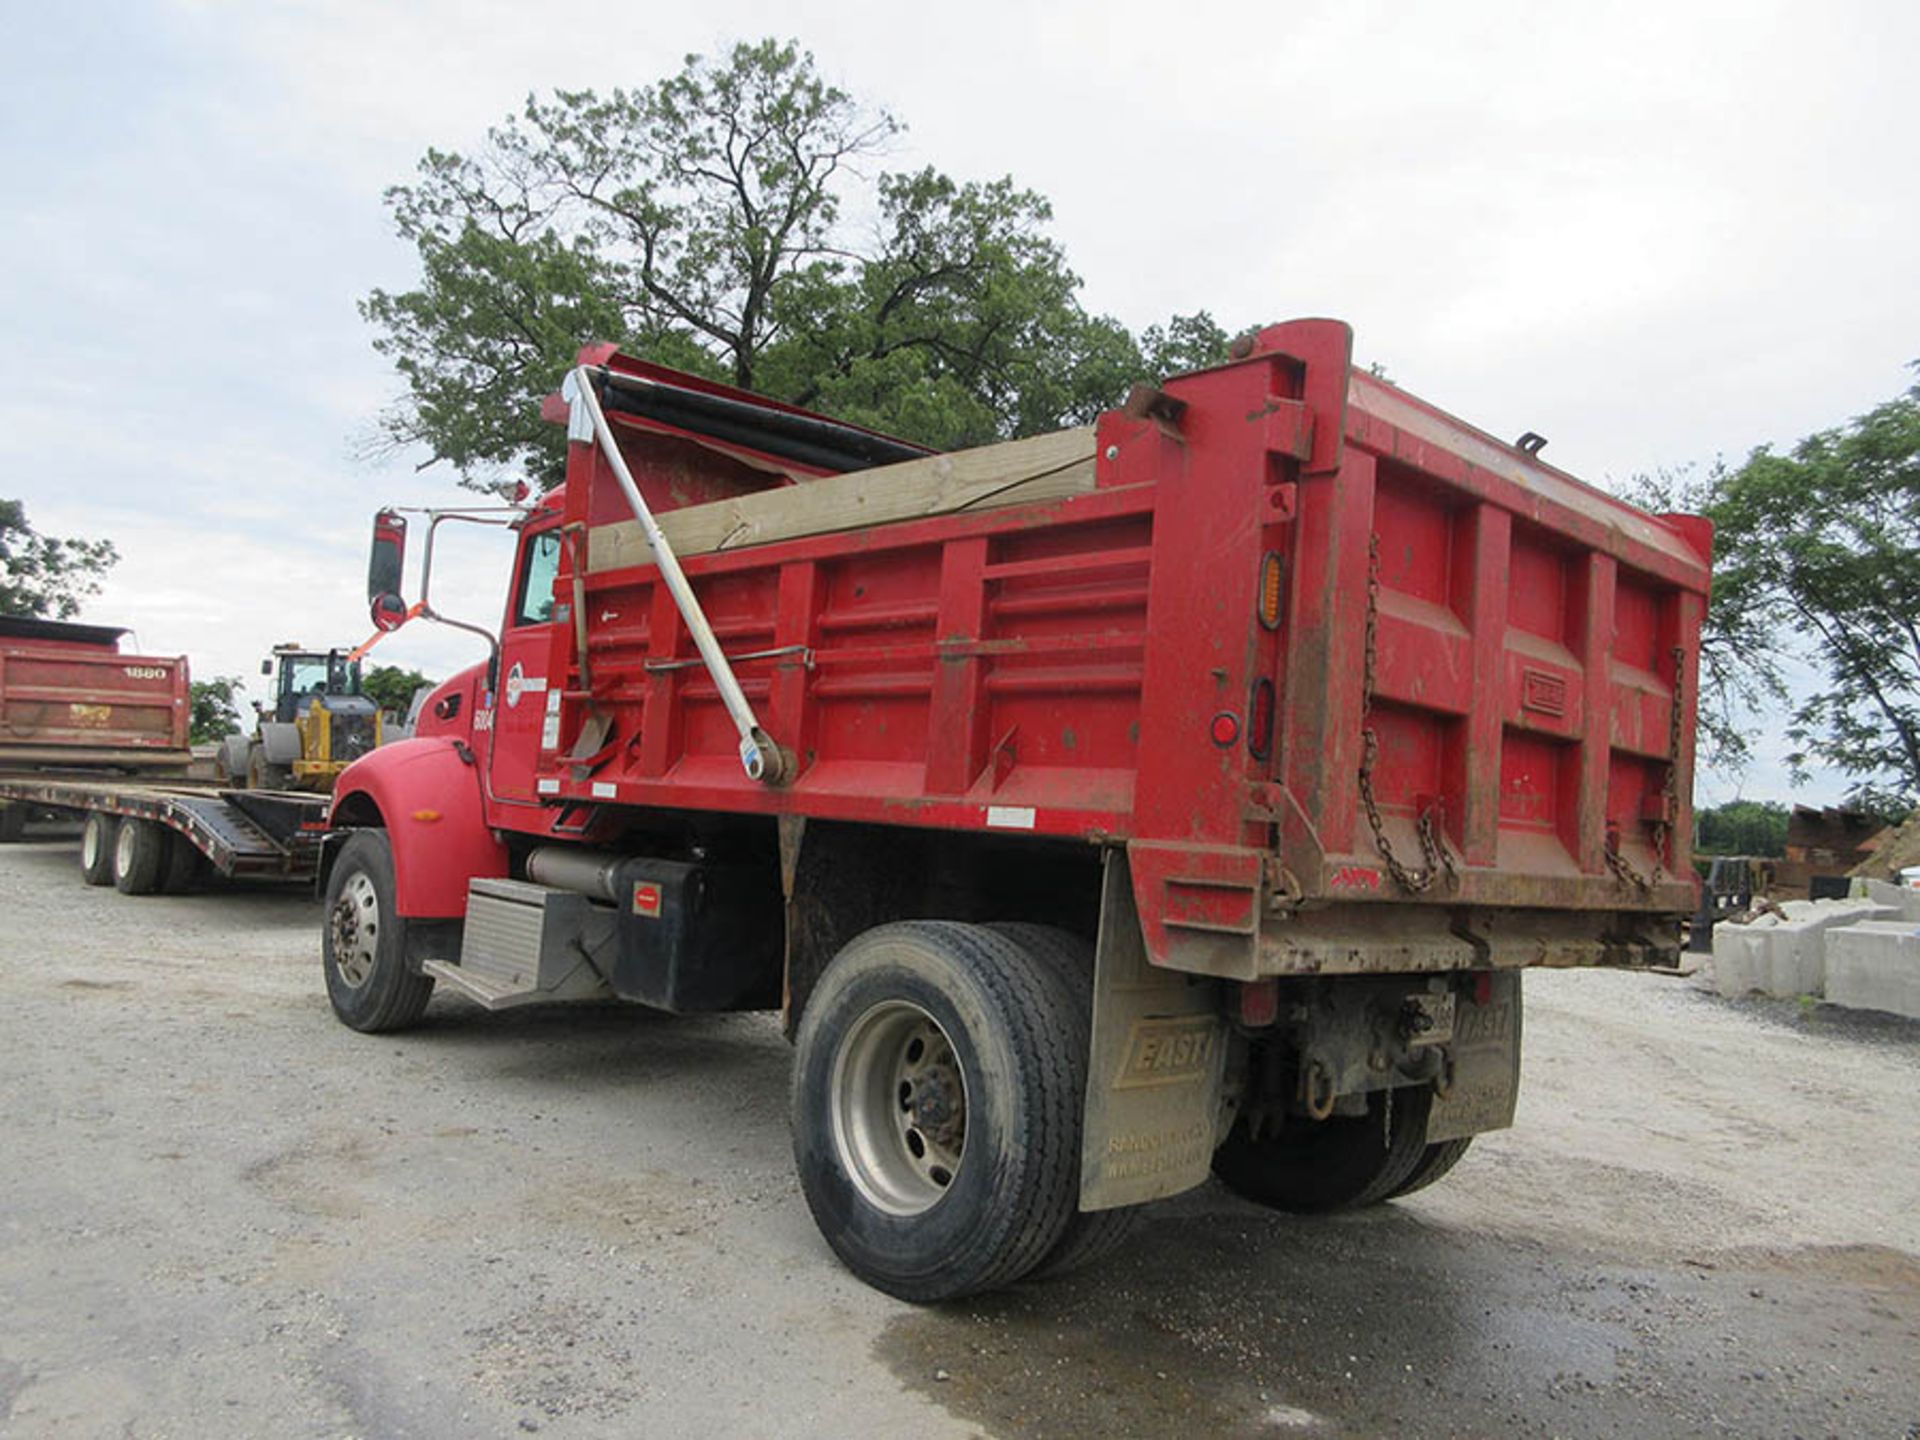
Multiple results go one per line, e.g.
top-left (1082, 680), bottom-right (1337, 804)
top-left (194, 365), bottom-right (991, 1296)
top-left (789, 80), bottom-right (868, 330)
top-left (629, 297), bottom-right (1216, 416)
top-left (114, 821), bottom-right (136, 877)
top-left (329, 871), bottom-right (380, 988)
top-left (83, 819), bottom-right (104, 870)
top-left (830, 999), bottom-right (968, 1216)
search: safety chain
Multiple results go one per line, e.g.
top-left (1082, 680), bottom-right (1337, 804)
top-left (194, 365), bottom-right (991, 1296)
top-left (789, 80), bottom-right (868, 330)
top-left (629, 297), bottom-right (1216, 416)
top-left (1605, 644), bottom-right (1688, 894)
top-left (1357, 534), bottom-right (1459, 894)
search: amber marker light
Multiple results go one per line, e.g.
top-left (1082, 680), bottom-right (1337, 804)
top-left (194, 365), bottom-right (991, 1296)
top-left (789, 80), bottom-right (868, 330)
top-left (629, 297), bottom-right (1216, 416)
top-left (411, 810), bottom-right (443, 823)
top-left (1258, 551), bottom-right (1285, 630)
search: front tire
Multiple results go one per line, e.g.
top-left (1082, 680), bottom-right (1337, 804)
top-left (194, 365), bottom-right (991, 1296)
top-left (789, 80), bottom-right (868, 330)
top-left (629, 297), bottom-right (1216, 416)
top-left (323, 831), bottom-right (435, 1033)
top-left (1213, 1086), bottom-right (1434, 1214)
top-left (80, 813), bottom-right (117, 886)
top-left (246, 746), bottom-right (290, 792)
top-left (791, 922), bottom-right (1084, 1302)
top-left (112, 818), bottom-right (168, 895)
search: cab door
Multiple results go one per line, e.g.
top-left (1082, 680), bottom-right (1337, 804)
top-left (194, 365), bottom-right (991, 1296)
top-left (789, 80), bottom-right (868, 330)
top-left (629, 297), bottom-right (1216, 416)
top-left (487, 524), bottom-right (565, 806)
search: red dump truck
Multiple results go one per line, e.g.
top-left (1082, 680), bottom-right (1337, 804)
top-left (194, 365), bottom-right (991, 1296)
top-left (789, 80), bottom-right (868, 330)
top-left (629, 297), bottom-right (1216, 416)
top-left (0, 616), bottom-right (326, 885)
top-left (322, 318), bottom-right (1709, 1300)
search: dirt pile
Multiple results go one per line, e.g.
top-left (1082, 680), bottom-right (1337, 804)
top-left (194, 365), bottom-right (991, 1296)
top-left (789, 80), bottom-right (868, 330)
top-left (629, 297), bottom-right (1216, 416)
top-left (1852, 808), bottom-right (1920, 880)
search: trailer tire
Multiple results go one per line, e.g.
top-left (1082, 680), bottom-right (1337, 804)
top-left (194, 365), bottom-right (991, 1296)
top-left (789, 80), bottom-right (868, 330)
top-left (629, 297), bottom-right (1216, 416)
top-left (112, 818), bottom-right (168, 895)
top-left (323, 830), bottom-right (435, 1033)
top-left (160, 832), bottom-right (203, 895)
top-left (1387, 1137), bottom-right (1473, 1200)
top-left (80, 813), bottom-right (117, 886)
top-left (986, 923), bottom-right (1147, 1279)
top-left (791, 921), bottom-right (1082, 1302)
top-left (1212, 1086), bottom-right (1432, 1214)
top-left (0, 804), bottom-right (26, 844)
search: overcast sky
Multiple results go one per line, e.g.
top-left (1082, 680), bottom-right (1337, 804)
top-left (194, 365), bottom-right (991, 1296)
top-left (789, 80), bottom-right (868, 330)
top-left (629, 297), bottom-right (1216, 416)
top-left (4, 0), bottom-right (1914, 804)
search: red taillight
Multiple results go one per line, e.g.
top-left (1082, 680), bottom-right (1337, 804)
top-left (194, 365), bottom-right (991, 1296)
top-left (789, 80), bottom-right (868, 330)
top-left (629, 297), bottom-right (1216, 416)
top-left (1210, 711), bottom-right (1241, 748)
top-left (1248, 678), bottom-right (1275, 761)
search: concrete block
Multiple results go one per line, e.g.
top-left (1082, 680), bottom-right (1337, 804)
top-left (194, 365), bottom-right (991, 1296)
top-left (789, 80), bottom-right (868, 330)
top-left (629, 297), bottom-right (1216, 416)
top-left (1851, 877), bottom-right (1920, 923)
top-left (1711, 900), bottom-right (1897, 998)
top-left (1825, 922), bottom-right (1920, 1020)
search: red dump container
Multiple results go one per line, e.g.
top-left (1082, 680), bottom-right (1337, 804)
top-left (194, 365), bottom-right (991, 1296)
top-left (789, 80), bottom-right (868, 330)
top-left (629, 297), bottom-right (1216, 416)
top-left (0, 617), bottom-right (191, 771)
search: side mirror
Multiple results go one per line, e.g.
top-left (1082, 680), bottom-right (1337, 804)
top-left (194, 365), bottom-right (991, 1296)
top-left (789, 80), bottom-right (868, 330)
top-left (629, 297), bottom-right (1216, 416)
top-left (260, 659), bottom-right (272, 676)
top-left (368, 509), bottom-right (408, 603)
top-left (370, 592), bottom-right (411, 633)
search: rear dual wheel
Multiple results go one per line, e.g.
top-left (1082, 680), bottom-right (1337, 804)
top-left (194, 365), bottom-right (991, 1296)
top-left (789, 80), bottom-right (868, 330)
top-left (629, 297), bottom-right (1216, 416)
top-left (792, 921), bottom-right (1095, 1302)
top-left (1212, 1086), bottom-right (1437, 1214)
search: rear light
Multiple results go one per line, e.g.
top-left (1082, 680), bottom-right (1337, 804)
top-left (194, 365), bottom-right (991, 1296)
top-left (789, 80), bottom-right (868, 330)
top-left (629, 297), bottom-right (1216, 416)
top-left (1210, 712), bottom-right (1241, 748)
top-left (1248, 678), bottom-right (1275, 761)
top-left (1258, 551), bottom-right (1285, 630)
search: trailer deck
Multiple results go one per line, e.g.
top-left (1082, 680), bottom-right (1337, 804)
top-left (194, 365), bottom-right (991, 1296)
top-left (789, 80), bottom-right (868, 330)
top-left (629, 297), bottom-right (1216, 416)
top-left (0, 775), bottom-right (326, 879)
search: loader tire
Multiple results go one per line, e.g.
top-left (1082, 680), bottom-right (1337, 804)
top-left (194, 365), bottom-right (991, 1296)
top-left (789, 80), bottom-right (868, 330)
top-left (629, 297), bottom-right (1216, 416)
top-left (246, 746), bottom-right (290, 792)
top-left (791, 922), bottom-right (1083, 1302)
top-left (1212, 1086), bottom-right (1433, 1214)
top-left (323, 830), bottom-right (435, 1033)
top-left (80, 813), bottom-right (117, 886)
top-left (986, 923), bottom-right (1147, 1279)
top-left (1387, 1137), bottom-right (1474, 1200)
top-left (112, 818), bottom-right (168, 896)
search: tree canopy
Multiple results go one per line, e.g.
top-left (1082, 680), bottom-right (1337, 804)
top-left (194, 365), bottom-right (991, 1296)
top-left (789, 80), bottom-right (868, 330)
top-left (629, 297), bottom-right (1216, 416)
top-left (363, 665), bottom-right (434, 717)
top-left (0, 500), bottom-right (118, 621)
top-left (1641, 373), bottom-right (1920, 808)
top-left (362, 40), bottom-right (1228, 490)
top-left (189, 676), bottom-right (246, 745)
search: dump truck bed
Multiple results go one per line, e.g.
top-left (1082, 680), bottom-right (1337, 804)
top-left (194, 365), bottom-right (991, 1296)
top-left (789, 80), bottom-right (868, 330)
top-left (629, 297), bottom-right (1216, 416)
top-left (0, 617), bottom-right (191, 770)
top-left (512, 319), bottom-right (1706, 976)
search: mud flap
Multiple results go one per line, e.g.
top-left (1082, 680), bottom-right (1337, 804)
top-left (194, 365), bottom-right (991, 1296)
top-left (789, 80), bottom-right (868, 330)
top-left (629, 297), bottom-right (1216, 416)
top-left (1426, 971), bottom-right (1523, 1143)
top-left (1080, 850), bottom-right (1228, 1211)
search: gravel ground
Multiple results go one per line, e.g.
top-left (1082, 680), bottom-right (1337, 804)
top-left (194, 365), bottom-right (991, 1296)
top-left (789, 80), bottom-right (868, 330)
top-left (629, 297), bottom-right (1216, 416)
top-left (1, 832), bottom-right (1916, 1439)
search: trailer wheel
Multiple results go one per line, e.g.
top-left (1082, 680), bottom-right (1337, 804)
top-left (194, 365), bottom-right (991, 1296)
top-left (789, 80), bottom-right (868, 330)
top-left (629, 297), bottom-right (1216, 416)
top-left (112, 818), bottom-right (168, 895)
top-left (791, 922), bottom-right (1082, 1301)
top-left (160, 832), bottom-right (203, 895)
top-left (1212, 1086), bottom-right (1432, 1214)
top-left (323, 830), bottom-right (435, 1033)
top-left (1387, 1137), bottom-right (1473, 1200)
top-left (80, 813), bottom-right (117, 886)
top-left (0, 803), bottom-right (26, 844)
top-left (986, 923), bottom-right (1147, 1279)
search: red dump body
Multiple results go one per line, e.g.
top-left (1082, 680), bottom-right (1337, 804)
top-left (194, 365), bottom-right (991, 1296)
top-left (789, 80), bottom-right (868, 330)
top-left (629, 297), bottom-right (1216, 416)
top-left (461, 319), bottom-right (1708, 973)
top-left (0, 617), bottom-right (191, 770)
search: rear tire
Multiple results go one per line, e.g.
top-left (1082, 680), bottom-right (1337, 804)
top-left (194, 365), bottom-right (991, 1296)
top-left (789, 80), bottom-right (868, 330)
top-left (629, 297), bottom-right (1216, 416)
top-left (112, 818), bottom-right (167, 895)
top-left (160, 832), bottom-right (203, 894)
top-left (0, 804), bottom-right (26, 844)
top-left (1213, 1086), bottom-right (1433, 1214)
top-left (324, 831), bottom-right (436, 1033)
top-left (1387, 1137), bottom-right (1473, 1200)
top-left (986, 923), bottom-right (1147, 1279)
top-left (80, 813), bottom-right (117, 886)
top-left (791, 921), bottom-right (1083, 1302)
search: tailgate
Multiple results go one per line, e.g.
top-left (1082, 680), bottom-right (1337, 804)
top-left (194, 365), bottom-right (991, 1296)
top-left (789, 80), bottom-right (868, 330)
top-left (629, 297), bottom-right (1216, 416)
top-left (0, 645), bottom-right (191, 758)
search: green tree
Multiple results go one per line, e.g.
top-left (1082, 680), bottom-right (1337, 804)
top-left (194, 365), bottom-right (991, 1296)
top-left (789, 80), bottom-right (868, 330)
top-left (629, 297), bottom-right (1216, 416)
top-left (189, 676), bottom-right (246, 744)
top-left (363, 40), bottom-right (1222, 488)
top-left (0, 500), bottom-right (118, 620)
top-left (363, 665), bottom-right (433, 716)
top-left (1693, 799), bottom-right (1790, 857)
top-left (1709, 373), bottom-right (1920, 809)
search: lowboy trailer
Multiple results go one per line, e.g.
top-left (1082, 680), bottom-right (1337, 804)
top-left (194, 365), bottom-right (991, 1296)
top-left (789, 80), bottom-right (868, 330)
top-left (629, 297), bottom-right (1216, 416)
top-left (0, 616), bottom-right (325, 887)
top-left (322, 318), bottom-right (1710, 1300)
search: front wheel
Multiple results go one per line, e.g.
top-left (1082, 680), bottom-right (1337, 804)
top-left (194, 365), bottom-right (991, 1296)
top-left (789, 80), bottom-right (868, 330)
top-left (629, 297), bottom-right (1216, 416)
top-left (323, 830), bottom-right (435, 1033)
top-left (1212, 1086), bottom-right (1434, 1214)
top-left (791, 922), bottom-right (1085, 1302)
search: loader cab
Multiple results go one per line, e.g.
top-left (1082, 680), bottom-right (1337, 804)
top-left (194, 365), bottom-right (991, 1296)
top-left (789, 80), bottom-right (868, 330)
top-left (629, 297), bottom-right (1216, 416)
top-left (269, 651), bottom-right (363, 724)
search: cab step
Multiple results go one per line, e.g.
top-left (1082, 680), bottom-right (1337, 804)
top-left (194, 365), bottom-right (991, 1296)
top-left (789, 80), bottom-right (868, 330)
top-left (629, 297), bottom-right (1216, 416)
top-left (422, 877), bottom-right (614, 1010)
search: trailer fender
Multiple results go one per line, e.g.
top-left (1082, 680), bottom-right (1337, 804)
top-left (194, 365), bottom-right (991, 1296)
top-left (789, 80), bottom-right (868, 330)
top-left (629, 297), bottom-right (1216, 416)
top-left (328, 738), bottom-right (505, 918)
